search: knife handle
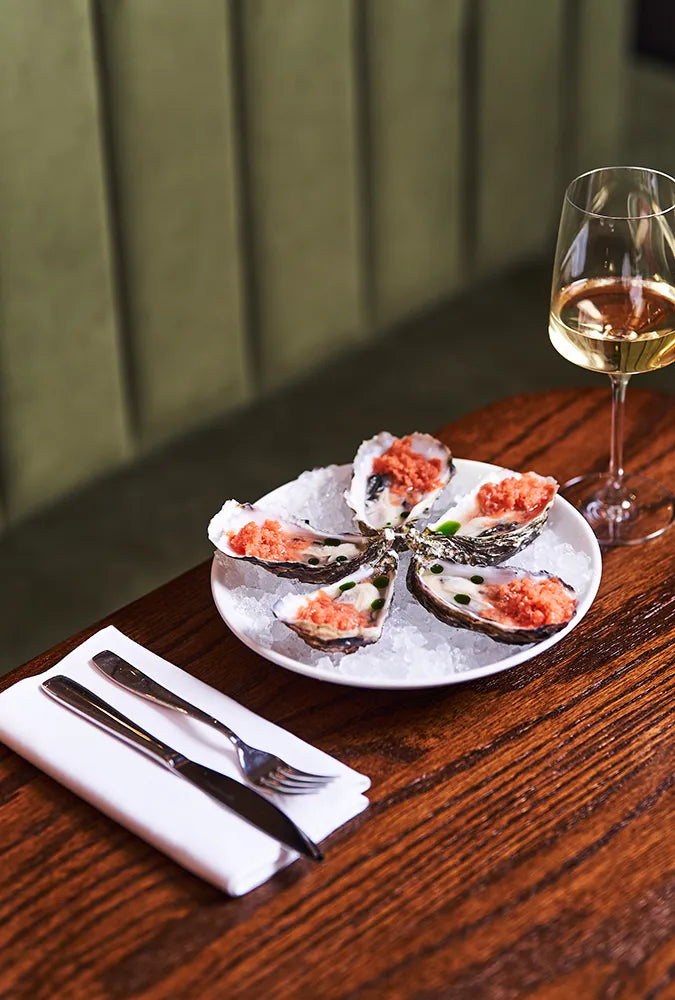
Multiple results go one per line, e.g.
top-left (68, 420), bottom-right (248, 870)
top-left (41, 676), bottom-right (187, 770)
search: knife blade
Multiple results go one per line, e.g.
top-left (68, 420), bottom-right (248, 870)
top-left (41, 675), bottom-right (323, 861)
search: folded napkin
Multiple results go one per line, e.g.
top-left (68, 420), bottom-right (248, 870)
top-left (0, 626), bottom-right (369, 895)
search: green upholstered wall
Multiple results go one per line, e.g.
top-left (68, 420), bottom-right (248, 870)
top-left (0, 0), bottom-right (629, 523)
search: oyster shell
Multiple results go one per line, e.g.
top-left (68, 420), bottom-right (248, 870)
top-left (345, 432), bottom-right (454, 535)
top-left (273, 551), bottom-right (398, 653)
top-left (406, 469), bottom-right (558, 565)
top-left (208, 500), bottom-right (390, 583)
top-left (407, 558), bottom-right (576, 645)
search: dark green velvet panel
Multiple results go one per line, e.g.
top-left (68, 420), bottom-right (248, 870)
top-left (99, 0), bottom-right (250, 444)
top-left (476, 0), bottom-right (565, 272)
top-left (0, 0), bottom-right (129, 518)
top-left (575, 0), bottom-right (629, 173)
top-left (241, 0), bottom-right (366, 388)
top-left (367, 0), bottom-right (466, 327)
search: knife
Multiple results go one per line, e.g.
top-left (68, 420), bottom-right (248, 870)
top-left (41, 675), bottom-right (323, 861)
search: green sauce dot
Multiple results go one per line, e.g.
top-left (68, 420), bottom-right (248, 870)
top-left (400, 511), bottom-right (409, 519)
top-left (436, 520), bottom-right (461, 537)
top-left (370, 598), bottom-right (385, 611)
top-left (323, 538), bottom-right (341, 546)
top-left (454, 593), bottom-right (471, 605)
top-left (339, 581), bottom-right (356, 592)
top-left (335, 555), bottom-right (348, 563)
top-left (373, 575), bottom-right (389, 589)
top-left (430, 564), bottom-right (444, 574)
top-left (307, 557), bottom-right (320, 566)
top-left (470, 575), bottom-right (484, 585)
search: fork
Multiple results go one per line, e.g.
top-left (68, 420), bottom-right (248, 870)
top-left (91, 651), bottom-right (338, 795)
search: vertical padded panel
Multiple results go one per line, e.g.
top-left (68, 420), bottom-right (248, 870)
top-left (476, 0), bottom-right (565, 272)
top-left (0, 0), bottom-right (129, 519)
top-left (574, 0), bottom-right (629, 172)
top-left (368, 0), bottom-right (466, 327)
top-left (100, 0), bottom-right (250, 443)
top-left (243, 0), bottom-right (365, 387)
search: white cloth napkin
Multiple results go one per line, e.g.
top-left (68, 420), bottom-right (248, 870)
top-left (0, 626), bottom-right (370, 895)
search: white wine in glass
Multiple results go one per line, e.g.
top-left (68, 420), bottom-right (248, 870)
top-left (549, 166), bottom-right (675, 546)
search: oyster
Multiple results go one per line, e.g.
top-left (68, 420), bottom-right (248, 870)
top-left (345, 432), bottom-right (454, 535)
top-left (273, 551), bottom-right (398, 653)
top-left (208, 500), bottom-right (390, 583)
top-left (407, 558), bottom-right (576, 645)
top-left (406, 469), bottom-right (558, 565)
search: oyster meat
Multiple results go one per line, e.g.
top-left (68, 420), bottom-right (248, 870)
top-left (407, 558), bottom-right (576, 645)
top-left (273, 551), bottom-right (398, 653)
top-left (208, 500), bottom-right (389, 583)
top-left (406, 469), bottom-right (558, 565)
top-left (345, 432), bottom-right (454, 535)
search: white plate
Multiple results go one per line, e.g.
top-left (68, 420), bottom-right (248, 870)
top-left (210, 460), bottom-right (602, 689)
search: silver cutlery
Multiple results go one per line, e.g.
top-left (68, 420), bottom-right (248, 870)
top-left (91, 650), bottom-right (338, 795)
top-left (41, 675), bottom-right (323, 861)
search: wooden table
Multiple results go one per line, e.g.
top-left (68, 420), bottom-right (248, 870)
top-left (1, 388), bottom-right (674, 1000)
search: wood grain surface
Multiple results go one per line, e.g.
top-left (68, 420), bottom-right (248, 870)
top-left (1, 388), bottom-right (673, 1000)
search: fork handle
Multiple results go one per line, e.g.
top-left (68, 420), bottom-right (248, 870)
top-left (91, 651), bottom-right (238, 745)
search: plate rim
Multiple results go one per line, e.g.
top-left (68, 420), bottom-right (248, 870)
top-left (210, 458), bottom-right (603, 689)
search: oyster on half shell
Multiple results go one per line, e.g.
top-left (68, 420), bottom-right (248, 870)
top-left (209, 500), bottom-right (391, 583)
top-left (345, 432), bottom-right (454, 535)
top-left (406, 469), bottom-right (558, 566)
top-left (273, 551), bottom-right (398, 653)
top-left (407, 558), bottom-right (576, 645)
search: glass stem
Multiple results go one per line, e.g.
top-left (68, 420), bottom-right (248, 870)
top-left (608, 372), bottom-right (630, 492)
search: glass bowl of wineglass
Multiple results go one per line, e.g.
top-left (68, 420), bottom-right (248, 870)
top-left (549, 166), bottom-right (675, 546)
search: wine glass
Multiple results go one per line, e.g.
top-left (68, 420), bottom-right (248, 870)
top-left (549, 166), bottom-right (675, 546)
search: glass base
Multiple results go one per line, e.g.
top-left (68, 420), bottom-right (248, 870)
top-left (561, 472), bottom-right (675, 547)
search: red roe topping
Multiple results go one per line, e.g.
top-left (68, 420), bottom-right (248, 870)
top-left (476, 472), bottom-right (555, 520)
top-left (484, 578), bottom-right (575, 629)
top-left (372, 436), bottom-right (442, 502)
top-left (228, 519), bottom-right (308, 561)
top-left (295, 591), bottom-right (371, 632)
